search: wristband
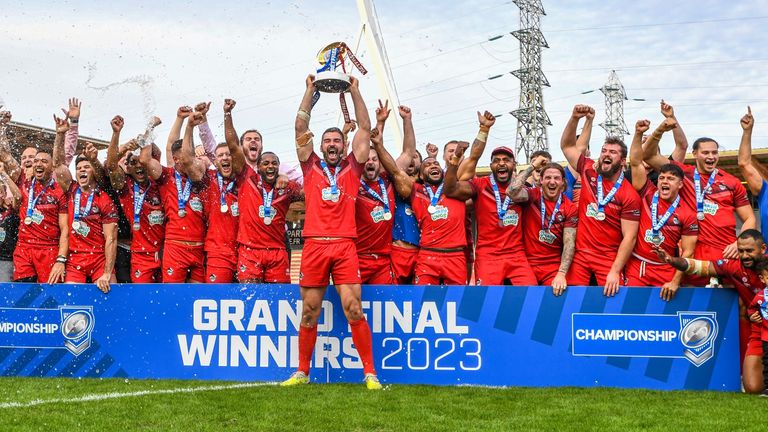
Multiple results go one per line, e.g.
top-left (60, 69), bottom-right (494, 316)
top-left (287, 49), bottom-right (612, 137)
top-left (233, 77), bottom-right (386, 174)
top-left (56, 255), bottom-right (68, 264)
top-left (296, 110), bottom-right (311, 122)
top-left (70, 119), bottom-right (79, 124)
top-left (476, 131), bottom-right (489, 143)
top-left (223, 112), bottom-right (232, 117)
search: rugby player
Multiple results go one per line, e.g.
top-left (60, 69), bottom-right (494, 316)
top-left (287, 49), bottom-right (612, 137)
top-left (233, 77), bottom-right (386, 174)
top-left (282, 75), bottom-right (380, 389)
top-left (561, 104), bottom-right (641, 296)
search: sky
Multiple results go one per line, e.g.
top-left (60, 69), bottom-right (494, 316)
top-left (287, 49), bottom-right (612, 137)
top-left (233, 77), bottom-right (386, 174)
top-left (1, 0), bottom-right (767, 167)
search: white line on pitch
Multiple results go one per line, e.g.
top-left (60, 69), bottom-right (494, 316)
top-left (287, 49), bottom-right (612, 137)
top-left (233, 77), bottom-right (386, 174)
top-left (0, 381), bottom-right (277, 409)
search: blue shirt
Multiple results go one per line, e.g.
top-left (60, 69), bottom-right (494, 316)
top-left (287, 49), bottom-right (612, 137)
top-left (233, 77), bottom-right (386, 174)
top-left (758, 180), bottom-right (768, 235)
top-left (392, 194), bottom-right (420, 246)
top-left (564, 168), bottom-right (577, 201)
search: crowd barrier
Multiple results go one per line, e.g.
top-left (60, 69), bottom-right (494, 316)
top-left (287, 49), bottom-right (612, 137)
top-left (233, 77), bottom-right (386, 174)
top-left (0, 283), bottom-right (739, 391)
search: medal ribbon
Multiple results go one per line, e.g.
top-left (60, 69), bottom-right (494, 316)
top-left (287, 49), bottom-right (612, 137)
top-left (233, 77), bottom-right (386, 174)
top-left (490, 176), bottom-right (511, 220)
top-left (73, 186), bottom-right (95, 223)
top-left (26, 178), bottom-right (54, 218)
top-left (217, 172), bottom-right (235, 210)
top-left (132, 182), bottom-right (150, 227)
top-left (360, 177), bottom-right (390, 213)
top-left (426, 183), bottom-right (444, 208)
top-left (693, 168), bottom-right (717, 214)
top-left (540, 190), bottom-right (563, 231)
top-left (319, 160), bottom-right (339, 195)
top-left (596, 170), bottom-right (624, 213)
top-left (262, 185), bottom-right (274, 218)
top-left (174, 170), bottom-right (192, 212)
top-left (650, 192), bottom-right (680, 237)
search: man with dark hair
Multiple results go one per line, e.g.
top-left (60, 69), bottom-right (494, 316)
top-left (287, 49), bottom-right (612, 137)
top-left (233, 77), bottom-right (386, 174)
top-left (644, 112), bottom-right (755, 287)
top-left (283, 74), bottom-right (380, 389)
top-left (561, 104), bottom-right (641, 296)
top-left (525, 150), bottom-right (552, 187)
top-left (515, 162), bottom-right (578, 294)
top-left (10, 116), bottom-right (70, 284)
top-left (194, 100), bottom-right (247, 283)
top-left (105, 115), bottom-right (166, 283)
top-left (355, 101), bottom-right (396, 284)
top-left (626, 119), bottom-right (698, 299)
top-left (389, 104), bottom-right (420, 284)
top-left (140, 106), bottom-right (207, 283)
top-left (656, 228), bottom-right (766, 394)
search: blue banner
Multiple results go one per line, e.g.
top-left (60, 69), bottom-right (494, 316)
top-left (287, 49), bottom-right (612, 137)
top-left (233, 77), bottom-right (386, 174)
top-left (0, 283), bottom-right (740, 391)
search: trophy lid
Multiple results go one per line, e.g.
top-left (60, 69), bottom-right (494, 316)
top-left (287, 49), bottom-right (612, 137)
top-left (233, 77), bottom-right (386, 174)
top-left (316, 42), bottom-right (347, 65)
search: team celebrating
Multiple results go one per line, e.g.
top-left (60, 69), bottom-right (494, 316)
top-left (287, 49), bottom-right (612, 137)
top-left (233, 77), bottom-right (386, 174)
top-left (0, 77), bottom-right (767, 393)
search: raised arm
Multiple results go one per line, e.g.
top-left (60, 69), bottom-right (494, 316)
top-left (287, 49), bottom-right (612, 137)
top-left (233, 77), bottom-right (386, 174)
top-left (83, 142), bottom-right (108, 187)
top-left (195, 101), bottom-right (217, 163)
top-left (507, 165), bottom-right (534, 203)
top-left (61, 97), bottom-right (81, 166)
top-left (661, 100), bottom-right (689, 163)
top-left (0, 110), bottom-right (20, 182)
top-left (181, 113), bottom-right (208, 182)
top-left (105, 115), bottom-right (127, 190)
top-left (458, 111), bottom-right (496, 181)
top-left (643, 117), bottom-right (678, 171)
top-left (52, 115), bottom-right (73, 190)
top-left (348, 77), bottom-right (372, 164)
top-left (630, 120), bottom-right (651, 192)
top-left (561, 105), bottom-right (592, 170)
top-left (395, 105), bottom-right (417, 171)
top-left (295, 75), bottom-right (318, 163)
top-left (223, 99), bottom-right (246, 175)
top-left (738, 106), bottom-right (762, 195)
top-left (444, 142), bottom-right (475, 201)
top-left (166, 105), bottom-right (192, 166)
top-left (371, 114), bottom-right (414, 199)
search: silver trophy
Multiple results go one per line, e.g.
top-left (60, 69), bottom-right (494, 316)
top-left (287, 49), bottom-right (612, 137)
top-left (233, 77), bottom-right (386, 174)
top-left (314, 42), bottom-right (367, 93)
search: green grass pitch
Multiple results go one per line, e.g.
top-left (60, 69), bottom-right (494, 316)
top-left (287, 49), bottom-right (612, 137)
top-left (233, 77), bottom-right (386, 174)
top-left (0, 377), bottom-right (765, 431)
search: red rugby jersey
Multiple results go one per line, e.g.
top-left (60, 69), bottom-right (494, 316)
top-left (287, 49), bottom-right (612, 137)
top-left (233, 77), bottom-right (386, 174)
top-left (521, 187), bottom-right (578, 264)
top-left (632, 181), bottom-right (698, 262)
top-left (714, 258), bottom-right (763, 305)
top-left (672, 161), bottom-right (750, 256)
top-left (575, 154), bottom-right (641, 256)
top-left (119, 176), bottom-right (165, 254)
top-left (156, 166), bottom-right (207, 243)
top-left (203, 169), bottom-right (242, 256)
top-left (300, 152), bottom-right (362, 239)
top-left (67, 184), bottom-right (119, 253)
top-left (17, 177), bottom-right (68, 247)
top-left (237, 165), bottom-right (301, 249)
top-left (355, 173), bottom-right (395, 255)
top-left (468, 176), bottom-right (526, 257)
top-left (410, 182), bottom-right (466, 249)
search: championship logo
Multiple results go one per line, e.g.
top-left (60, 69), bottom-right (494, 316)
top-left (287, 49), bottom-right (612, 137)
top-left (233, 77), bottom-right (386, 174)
top-left (679, 312), bottom-right (717, 367)
top-left (60, 306), bottom-right (95, 356)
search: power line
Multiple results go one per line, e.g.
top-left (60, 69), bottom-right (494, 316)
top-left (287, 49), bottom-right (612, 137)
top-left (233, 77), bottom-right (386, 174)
top-left (548, 15), bottom-right (768, 33)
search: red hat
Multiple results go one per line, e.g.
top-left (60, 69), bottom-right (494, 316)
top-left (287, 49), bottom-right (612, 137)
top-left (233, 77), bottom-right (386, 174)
top-left (491, 146), bottom-right (515, 159)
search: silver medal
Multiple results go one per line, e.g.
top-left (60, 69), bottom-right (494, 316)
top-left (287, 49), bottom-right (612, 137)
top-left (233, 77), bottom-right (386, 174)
top-left (697, 211), bottom-right (705, 221)
top-left (133, 222), bottom-right (141, 231)
top-left (220, 204), bottom-right (229, 213)
top-left (178, 209), bottom-right (187, 218)
top-left (24, 216), bottom-right (32, 225)
top-left (263, 216), bottom-right (273, 226)
top-left (72, 220), bottom-right (81, 230)
top-left (383, 212), bottom-right (392, 221)
top-left (428, 205), bottom-right (436, 214)
top-left (595, 211), bottom-right (606, 221)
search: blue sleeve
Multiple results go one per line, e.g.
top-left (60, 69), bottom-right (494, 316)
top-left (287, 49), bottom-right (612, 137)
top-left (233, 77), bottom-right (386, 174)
top-left (758, 180), bottom-right (768, 234)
